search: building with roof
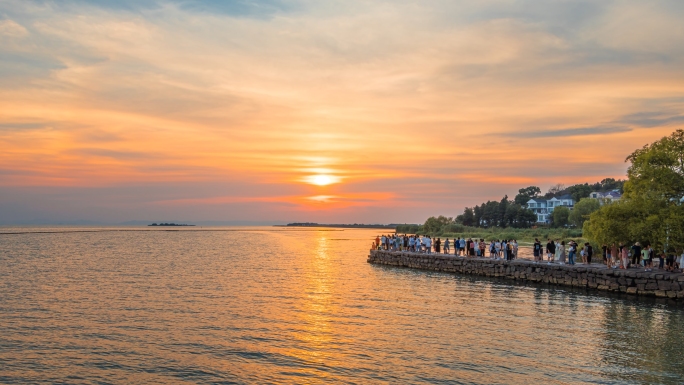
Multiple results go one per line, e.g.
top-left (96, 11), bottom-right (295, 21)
top-left (526, 194), bottom-right (575, 223)
top-left (589, 190), bottom-right (622, 204)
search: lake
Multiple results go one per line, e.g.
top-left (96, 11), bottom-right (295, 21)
top-left (1, 227), bottom-right (683, 384)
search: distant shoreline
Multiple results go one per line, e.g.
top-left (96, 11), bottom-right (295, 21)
top-left (148, 223), bottom-right (195, 227)
top-left (279, 223), bottom-right (399, 229)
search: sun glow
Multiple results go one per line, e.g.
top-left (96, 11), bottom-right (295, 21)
top-left (305, 174), bottom-right (339, 186)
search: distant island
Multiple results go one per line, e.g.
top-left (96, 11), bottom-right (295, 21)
top-left (283, 222), bottom-right (399, 229)
top-left (148, 223), bottom-right (195, 227)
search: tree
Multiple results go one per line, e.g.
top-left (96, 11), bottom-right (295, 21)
top-left (551, 206), bottom-right (570, 227)
top-left (584, 200), bottom-right (639, 246)
top-left (586, 130), bottom-right (684, 251)
top-left (423, 215), bottom-right (453, 233)
top-left (514, 186), bottom-right (541, 205)
top-left (456, 208), bottom-right (475, 227)
top-left (546, 183), bottom-right (565, 197)
top-left (566, 183), bottom-right (592, 203)
top-left (498, 196), bottom-right (510, 227)
top-left (625, 129), bottom-right (684, 201)
top-left (473, 204), bottom-right (483, 227)
top-left (503, 204), bottom-right (536, 228)
top-left (482, 200), bottom-right (500, 227)
top-left (569, 198), bottom-right (601, 228)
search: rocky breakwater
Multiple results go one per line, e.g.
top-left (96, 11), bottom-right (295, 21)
top-left (368, 250), bottom-right (684, 300)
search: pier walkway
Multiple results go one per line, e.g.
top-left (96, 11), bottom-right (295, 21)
top-left (368, 250), bottom-right (684, 300)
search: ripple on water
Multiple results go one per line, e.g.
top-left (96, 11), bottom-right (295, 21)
top-left (0, 227), bottom-right (683, 384)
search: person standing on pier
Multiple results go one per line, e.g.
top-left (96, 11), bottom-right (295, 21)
top-left (620, 243), bottom-right (629, 269)
top-left (444, 238), bottom-right (451, 254)
top-left (642, 245), bottom-right (652, 270)
top-left (630, 242), bottom-right (642, 268)
top-left (435, 238), bottom-right (441, 254)
top-left (554, 239), bottom-right (561, 262)
top-left (583, 242), bottom-right (593, 265)
top-left (512, 240), bottom-right (518, 260)
top-left (479, 239), bottom-right (486, 258)
top-left (568, 241), bottom-right (576, 265)
top-left (533, 239), bottom-right (542, 263)
top-left (559, 241), bottom-right (566, 264)
top-left (610, 243), bottom-right (619, 269)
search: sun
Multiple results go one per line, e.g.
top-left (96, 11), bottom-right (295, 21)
top-left (304, 174), bottom-right (339, 186)
top-left (311, 175), bottom-right (333, 186)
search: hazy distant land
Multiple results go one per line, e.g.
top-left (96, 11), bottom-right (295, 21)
top-left (282, 222), bottom-right (402, 229)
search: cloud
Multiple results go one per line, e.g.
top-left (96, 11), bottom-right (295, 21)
top-left (0, 122), bottom-right (49, 130)
top-left (0, 19), bottom-right (28, 37)
top-left (618, 112), bottom-right (684, 128)
top-left (0, 0), bottom-right (682, 223)
top-left (513, 126), bottom-right (632, 139)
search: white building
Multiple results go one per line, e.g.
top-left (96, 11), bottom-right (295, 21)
top-left (526, 194), bottom-right (575, 223)
top-left (589, 190), bottom-right (622, 204)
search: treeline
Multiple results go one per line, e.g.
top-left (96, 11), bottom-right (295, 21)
top-left (542, 179), bottom-right (624, 203)
top-left (455, 178), bottom-right (625, 229)
top-left (586, 130), bottom-right (684, 252)
top-left (395, 176), bottom-right (627, 237)
top-left (456, 197), bottom-right (536, 228)
top-left (394, 220), bottom-right (583, 243)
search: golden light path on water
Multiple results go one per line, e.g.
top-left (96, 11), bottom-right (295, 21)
top-left (0, 227), bottom-right (683, 384)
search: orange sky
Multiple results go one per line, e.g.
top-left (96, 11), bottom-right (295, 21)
top-left (1, 1), bottom-right (683, 224)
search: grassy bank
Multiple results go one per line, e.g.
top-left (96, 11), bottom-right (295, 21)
top-left (395, 224), bottom-right (584, 245)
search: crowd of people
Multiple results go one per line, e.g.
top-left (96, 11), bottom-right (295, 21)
top-left (374, 235), bottom-right (684, 272)
top-left (373, 235), bottom-right (520, 261)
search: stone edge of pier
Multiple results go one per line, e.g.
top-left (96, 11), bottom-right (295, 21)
top-left (368, 250), bottom-right (684, 300)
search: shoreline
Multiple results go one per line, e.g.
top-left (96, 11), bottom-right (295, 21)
top-left (368, 250), bottom-right (684, 301)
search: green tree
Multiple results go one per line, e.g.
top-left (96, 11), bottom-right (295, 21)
top-left (583, 199), bottom-right (638, 246)
top-left (625, 129), bottom-right (684, 201)
top-left (482, 200), bottom-right (500, 227)
top-left (498, 196), bottom-right (510, 227)
top-left (456, 208), bottom-right (475, 227)
top-left (551, 206), bottom-right (570, 227)
top-left (423, 215), bottom-right (453, 233)
top-left (587, 130), bottom-right (684, 250)
top-left (514, 186), bottom-right (541, 205)
top-left (566, 183), bottom-right (592, 202)
top-left (473, 204), bottom-right (483, 227)
top-left (569, 198), bottom-right (601, 228)
top-left (503, 204), bottom-right (536, 228)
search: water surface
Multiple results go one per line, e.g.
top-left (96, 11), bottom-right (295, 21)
top-left (1, 227), bottom-right (683, 384)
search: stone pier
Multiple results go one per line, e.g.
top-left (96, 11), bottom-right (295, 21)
top-left (368, 250), bottom-right (684, 300)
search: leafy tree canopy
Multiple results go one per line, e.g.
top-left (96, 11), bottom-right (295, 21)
top-left (551, 206), bottom-right (570, 228)
top-left (625, 129), bottom-right (684, 201)
top-left (514, 186), bottom-right (541, 205)
top-left (586, 130), bottom-right (684, 251)
top-left (569, 198), bottom-right (601, 228)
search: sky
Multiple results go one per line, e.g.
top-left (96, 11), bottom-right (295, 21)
top-left (1, 0), bottom-right (684, 225)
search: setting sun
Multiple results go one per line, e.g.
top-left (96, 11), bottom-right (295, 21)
top-left (305, 175), bottom-right (338, 186)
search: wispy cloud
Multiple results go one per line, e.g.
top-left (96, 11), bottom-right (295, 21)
top-left (618, 112), bottom-right (684, 128)
top-left (0, 0), bottom-right (683, 223)
top-left (513, 126), bottom-right (632, 139)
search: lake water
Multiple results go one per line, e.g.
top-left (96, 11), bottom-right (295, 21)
top-left (1, 227), bottom-right (683, 384)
